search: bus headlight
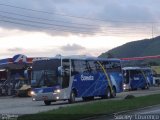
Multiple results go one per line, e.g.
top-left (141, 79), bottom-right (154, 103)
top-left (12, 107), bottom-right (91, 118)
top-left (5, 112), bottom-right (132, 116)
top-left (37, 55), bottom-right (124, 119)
top-left (30, 91), bottom-right (36, 96)
top-left (54, 89), bottom-right (61, 93)
top-left (123, 84), bottom-right (127, 90)
top-left (123, 84), bottom-right (126, 87)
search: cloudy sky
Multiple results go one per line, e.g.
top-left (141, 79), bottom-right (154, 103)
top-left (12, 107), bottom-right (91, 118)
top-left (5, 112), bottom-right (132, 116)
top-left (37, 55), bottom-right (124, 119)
top-left (0, 0), bottom-right (160, 59)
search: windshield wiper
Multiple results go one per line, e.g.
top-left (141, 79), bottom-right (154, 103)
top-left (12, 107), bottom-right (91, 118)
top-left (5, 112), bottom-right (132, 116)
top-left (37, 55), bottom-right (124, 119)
top-left (37, 71), bottom-right (45, 87)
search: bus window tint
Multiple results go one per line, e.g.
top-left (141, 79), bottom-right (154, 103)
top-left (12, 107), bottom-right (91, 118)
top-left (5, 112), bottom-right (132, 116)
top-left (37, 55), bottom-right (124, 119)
top-left (71, 60), bottom-right (86, 75)
top-left (32, 59), bottom-right (61, 88)
top-left (45, 70), bottom-right (58, 87)
top-left (105, 61), bottom-right (121, 72)
top-left (62, 59), bottom-right (70, 88)
top-left (87, 61), bottom-right (96, 73)
top-left (95, 61), bottom-right (103, 71)
top-left (130, 70), bottom-right (141, 79)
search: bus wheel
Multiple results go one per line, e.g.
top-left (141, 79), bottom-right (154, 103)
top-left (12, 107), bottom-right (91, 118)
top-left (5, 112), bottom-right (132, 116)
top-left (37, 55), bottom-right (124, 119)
top-left (44, 100), bottom-right (51, 105)
top-left (68, 91), bottom-right (76, 103)
top-left (145, 83), bottom-right (149, 89)
top-left (101, 87), bottom-right (111, 99)
top-left (142, 83), bottom-right (149, 90)
top-left (106, 87), bottom-right (111, 99)
top-left (111, 87), bottom-right (116, 98)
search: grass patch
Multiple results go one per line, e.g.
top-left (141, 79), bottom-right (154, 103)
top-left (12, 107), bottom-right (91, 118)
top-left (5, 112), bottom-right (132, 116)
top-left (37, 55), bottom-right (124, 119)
top-left (18, 94), bottom-right (160, 120)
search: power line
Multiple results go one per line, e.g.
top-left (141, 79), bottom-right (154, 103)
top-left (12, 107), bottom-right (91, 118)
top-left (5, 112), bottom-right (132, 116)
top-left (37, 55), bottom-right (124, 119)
top-left (0, 11), bottom-right (153, 31)
top-left (0, 15), bottom-right (151, 35)
top-left (0, 3), bottom-right (157, 24)
top-left (0, 19), bottom-right (151, 37)
top-left (0, 14), bottom-right (95, 31)
top-left (0, 3), bottom-right (108, 22)
top-left (0, 10), bottom-right (99, 28)
top-left (0, 17), bottom-right (107, 35)
top-left (0, 10), bottom-right (153, 31)
top-left (0, 3), bottom-right (154, 37)
top-left (0, 19), bottom-right (93, 34)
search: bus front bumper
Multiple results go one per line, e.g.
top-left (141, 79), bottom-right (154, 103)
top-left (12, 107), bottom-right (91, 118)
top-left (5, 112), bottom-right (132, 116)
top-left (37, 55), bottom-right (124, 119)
top-left (32, 92), bottom-right (61, 101)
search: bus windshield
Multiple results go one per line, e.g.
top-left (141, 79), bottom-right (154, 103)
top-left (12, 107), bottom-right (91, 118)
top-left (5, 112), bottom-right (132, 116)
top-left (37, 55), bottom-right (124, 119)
top-left (31, 59), bottom-right (61, 88)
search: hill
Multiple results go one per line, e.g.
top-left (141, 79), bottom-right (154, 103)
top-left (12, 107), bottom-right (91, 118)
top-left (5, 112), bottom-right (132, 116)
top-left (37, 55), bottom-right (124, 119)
top-left (99, 36), bottom-right (160, 58)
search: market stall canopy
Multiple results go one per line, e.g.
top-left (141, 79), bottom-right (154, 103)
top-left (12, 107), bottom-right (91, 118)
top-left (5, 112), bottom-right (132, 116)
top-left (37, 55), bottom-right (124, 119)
top-left (0, 54), bottom-right (35, 69)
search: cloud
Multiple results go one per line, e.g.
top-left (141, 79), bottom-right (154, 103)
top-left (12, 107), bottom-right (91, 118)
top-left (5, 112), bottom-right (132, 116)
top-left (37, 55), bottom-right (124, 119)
top-left (0, 43), bottom-right (109, 59)
top-left (0, 0), bottom-right (160, 36)
top-left (7, 47), bottom-right (23, 52)
top-left (60, 44), bottom-right (85, 51)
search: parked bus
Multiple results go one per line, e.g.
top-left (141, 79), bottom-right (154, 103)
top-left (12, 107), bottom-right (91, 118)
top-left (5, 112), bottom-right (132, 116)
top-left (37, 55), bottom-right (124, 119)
top-left (122, 67), bottom-right (153, 91)
top-left (31, 56), bottom-right (123, 105)
top-left (142, 67), bottom-right (155, 86)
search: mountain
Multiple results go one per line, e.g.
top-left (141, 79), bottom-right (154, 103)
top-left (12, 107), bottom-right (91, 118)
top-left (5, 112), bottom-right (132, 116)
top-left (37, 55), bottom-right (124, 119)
top-left (99, 36), bottom-right (160, 58)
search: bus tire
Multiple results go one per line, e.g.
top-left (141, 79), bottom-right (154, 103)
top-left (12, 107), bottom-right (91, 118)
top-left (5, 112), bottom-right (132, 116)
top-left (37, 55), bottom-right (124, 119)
top-left (44, 100), bottom-right (51, 105)
top-left (106, 87), bottom-right (111, 99)
top-left (145, 83), bottom-right (149, 89)
top-left (101, 87), bottom-right (111, 99)
top-left (68, 90), bottom-right (76, 103)
top-left (111, 87), bottom-right (116, 98)
top-left (142, 83), bottom-right (149, 90)
top-left (147, 83), bottom-right (150, 89)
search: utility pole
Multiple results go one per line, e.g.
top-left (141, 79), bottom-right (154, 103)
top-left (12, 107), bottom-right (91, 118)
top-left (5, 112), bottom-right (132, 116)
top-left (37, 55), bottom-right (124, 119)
top-left (152, 23), bottom-right (154, 40)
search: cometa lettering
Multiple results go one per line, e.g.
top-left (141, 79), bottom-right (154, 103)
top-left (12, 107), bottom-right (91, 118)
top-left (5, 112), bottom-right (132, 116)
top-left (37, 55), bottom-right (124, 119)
top-left (81, 75), bottom-right (94, 81)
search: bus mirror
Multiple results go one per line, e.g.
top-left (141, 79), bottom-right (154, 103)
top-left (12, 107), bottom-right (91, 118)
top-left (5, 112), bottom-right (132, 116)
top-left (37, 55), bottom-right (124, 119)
top-left (123, 72), bottom-right (127, 77)
top-left (24, 70), bottom-right (28, 78)
top-left (31, 79), bottom-right (36, 86)
top-left (58, 66), bottom-right (64, 76)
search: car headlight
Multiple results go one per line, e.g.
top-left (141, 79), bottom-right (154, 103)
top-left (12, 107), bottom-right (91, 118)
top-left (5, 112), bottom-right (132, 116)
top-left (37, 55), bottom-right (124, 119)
top-left (54, 89), bottom-right (61, 93)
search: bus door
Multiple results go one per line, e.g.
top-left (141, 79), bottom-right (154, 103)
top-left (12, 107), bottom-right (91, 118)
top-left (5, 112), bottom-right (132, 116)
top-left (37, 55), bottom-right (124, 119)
top-left (61, 59), bottom-right (70, 97)
top-left (123, 70), bottom-right (130, 90)
top-left (71, 60), bottom-right (95, 97)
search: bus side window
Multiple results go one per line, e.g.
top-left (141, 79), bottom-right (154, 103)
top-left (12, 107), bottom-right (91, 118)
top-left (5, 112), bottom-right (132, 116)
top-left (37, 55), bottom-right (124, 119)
top-left (71, 60), bottom-right (80, 76)
top-left (83, 60), bottom-right (93, 73)
top-left (88, 61), bottom-right (96, 73)
top-left (95, 61), bottom-right (102, 71)
top-left (62, 59), bottom-right (70, 88)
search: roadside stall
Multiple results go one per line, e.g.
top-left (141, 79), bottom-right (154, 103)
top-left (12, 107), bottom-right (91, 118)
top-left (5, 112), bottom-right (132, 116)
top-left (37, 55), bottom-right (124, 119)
top-left (0, 54), bottom-right (33, 96)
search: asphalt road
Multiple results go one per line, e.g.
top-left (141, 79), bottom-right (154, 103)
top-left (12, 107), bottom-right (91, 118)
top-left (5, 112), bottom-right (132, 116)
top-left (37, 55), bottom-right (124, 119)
top-left (0, 87), bottom-right (160, 115)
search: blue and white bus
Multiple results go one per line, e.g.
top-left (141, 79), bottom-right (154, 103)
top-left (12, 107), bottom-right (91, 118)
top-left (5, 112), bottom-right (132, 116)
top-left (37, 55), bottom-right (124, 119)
top-left (122, 67), bottom-right (153, 91)
top-left (142, 67), bottom-right (155, 86)
top-left (31, 56), bottom-right (123, 105)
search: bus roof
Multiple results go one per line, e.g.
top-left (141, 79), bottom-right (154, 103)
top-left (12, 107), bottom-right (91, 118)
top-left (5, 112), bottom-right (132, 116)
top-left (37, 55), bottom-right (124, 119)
top-left (33, 55), bottom-right (121, 62)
